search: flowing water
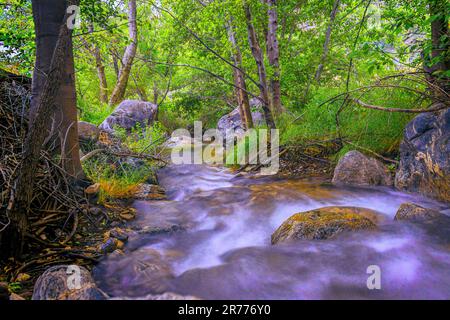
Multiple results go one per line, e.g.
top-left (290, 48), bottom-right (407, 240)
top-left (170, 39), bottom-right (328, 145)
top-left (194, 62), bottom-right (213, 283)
top-left (94, 164), bottom-right (450, 299)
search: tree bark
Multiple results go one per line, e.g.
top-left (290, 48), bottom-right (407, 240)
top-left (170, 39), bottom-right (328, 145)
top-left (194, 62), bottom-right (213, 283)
top-left (226, 18), bottom-right (254, 129)
top-left (0, 0), bottom-right (80, 260)
top-left (30, 0), bottom-right (83, 179)
top-left (81, 25), bottom-right (108, 103)
top-left (265, 0), bottom-right (283, 115)
top-left (243, 2), bottom-right (275, 129)
top-left (109, 0), bottom-right (138, 105)
top-left (315, 0), bottom-right (341, 83)
top-left (427, 0), bottom-right (449, 93)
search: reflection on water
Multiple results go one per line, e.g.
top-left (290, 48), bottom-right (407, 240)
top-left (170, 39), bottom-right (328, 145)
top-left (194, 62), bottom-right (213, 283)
top-left (94, 165), bottom-right (450, 299)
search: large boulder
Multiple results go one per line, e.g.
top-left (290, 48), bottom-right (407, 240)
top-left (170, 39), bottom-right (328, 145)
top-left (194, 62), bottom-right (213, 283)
top-left (332, 150), bottom-right (393, 186)
top-left (32, 265), bottom-right (107, 300)
top-left (394, 202), bottom-right (442, 222)
top-left (271, 206), bottom-right (378, 244)
top-left (395, 109), bottom-right (450, 202)
top-left (217, 99), bottom-right (265, 138)
top-left (99, 100), bottom-right (158, 135)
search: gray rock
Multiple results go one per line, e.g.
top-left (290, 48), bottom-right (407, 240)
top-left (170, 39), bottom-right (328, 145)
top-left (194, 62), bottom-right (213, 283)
top-left (332, 150), bottom-right (393, 186)
top-left (394, 202), bottom-right (442, 222)
top-left (271, 206), bottom-right (378, 244)
top-left (99, 100), bottom-right (158, 135)
top-left (217, 99), bottom-right (265, 139)
top-left (395, 109), bottom-right (449, 202)
top-left (78, 121), bottom-right (100, 142)
top-left (32, 265), bottom-right (107, 300)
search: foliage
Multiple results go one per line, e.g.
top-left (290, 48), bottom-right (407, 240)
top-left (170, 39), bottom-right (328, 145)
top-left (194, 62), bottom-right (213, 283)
top-left (2, 0), bottom-right (447, 159)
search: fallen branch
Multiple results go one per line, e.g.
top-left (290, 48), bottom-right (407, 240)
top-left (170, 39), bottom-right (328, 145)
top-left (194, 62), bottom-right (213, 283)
top-left (81, 148), bottom-right (168, 164)
top-left (350, 99), bottom-right (448, 114)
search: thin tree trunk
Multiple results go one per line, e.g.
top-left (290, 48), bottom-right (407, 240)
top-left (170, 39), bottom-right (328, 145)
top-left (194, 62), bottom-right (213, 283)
top-left (243, 2), bottom-right (275, 129)
top-left (109, 0), bottom-right (137, 105)
top-left (30, 0), bottom-right (83, 179)
top-left (315, 0), bottom-right (341, 83)
top-left (266, 0), bottom-right (283, 115)
top-left (226, 18), bottom-right (253, 129)
top-left (427, 0), bottom-right (449, 93)
top-left (0, 0), bottom-right (80, 260)
top-left (81, 25), bottom-right (108, 103)
top-left (111, 47), bottom-right (120, 80)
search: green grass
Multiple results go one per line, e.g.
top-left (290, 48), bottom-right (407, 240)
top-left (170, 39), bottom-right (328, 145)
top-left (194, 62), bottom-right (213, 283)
top-left (78, 99), bottom-right (114, 125)
top-left (279, 85), bottom-right (420, 159)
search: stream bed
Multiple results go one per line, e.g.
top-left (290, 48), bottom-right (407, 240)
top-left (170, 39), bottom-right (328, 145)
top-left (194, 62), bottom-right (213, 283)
top-left (94, 164), bottom-right (450, 299)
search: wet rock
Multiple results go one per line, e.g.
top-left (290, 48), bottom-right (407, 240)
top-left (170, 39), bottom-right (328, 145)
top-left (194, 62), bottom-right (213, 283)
top-left (99, 100), bottom-right (158, 135)
top-left (395, 109), bottom-right (450, 202)
top-left (32, 265), bottom-right (107, 300)
top-left (332, 150), bottom-right (392, 186)
top-left (137, 223), bottom-right (184, 235)
top-left (100, 238), bottom-right (119, 254)
top-left (93, 248), bottom-right (174, 296)
top-left (271, 206), bottom-right (378, 244)
top-left (110, 292), bottom-right (199, 300)
top-left (78, 121), bottom-right (100, 143)
top-left (217, 99), bottom-right (265, 139)
top-left (109, 228), bottom-right (129, 242)
top-left (134, 184), bottom-right (167, 200)
top-left (394, 203), bottom-right (442, 222)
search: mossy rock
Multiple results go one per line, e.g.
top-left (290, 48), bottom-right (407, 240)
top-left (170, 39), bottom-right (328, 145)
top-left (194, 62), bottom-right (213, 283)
top-left (271, 206), bottom-right (378, 244)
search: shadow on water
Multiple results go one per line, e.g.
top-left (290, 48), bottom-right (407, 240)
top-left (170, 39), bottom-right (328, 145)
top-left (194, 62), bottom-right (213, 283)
top-left (93, 164), bottom-right (450, 299)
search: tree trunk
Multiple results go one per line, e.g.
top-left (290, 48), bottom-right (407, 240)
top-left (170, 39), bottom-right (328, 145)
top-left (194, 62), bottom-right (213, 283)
top-left (265, 0), bottom-right (283, 115)
top-left (243, 2), bottom-right (275, 129)
top-left (109, 0), bottom-right (137, 106)
top-left (30, 0), bottom-right (83, 179)
top-left (81, 25), bottom-right (108, 103)
top-left (226, 18), bottom-right (254, 129)
top-left (0, 0), bottom-right (80, 260)
top-left (427, 0), bottom-right (449, 93)
top-left (315, 0), bottom-right (341, 83)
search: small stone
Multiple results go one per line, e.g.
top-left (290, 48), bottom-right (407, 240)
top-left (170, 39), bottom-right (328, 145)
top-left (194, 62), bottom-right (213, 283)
top-left (116, 240), bottom-right (125, 250)
top-left (100, 238), bottom-right (118, 254)
top-left (394, 203), bottom-right (442, 222)
top-left (85, 183), bottom-right (101, 195)
top-left (110, 228), bottom-right (129, 242)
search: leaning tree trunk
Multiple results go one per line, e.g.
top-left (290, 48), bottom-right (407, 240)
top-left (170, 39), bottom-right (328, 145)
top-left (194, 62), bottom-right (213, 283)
top-left (0, 0), bottom-right (80, 260)
top-left (109, 0), bottom-right (137, 106)
top-left (315, 0), bottom-right (341, 83)
top-left (226, 18), bottom-right (254, 130)
top-left (266, 0), bottom-right (283, 115)
top-left (243, 2), bottom-right (275, 129)
top-left (30, 0), bottom-right (83, 179)
top-left (427, 0), bottom-right (449, 94)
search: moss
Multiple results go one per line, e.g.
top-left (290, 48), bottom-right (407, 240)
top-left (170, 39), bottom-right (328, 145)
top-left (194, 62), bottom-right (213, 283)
top-left (272, 206), bottom-right (378, 244)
